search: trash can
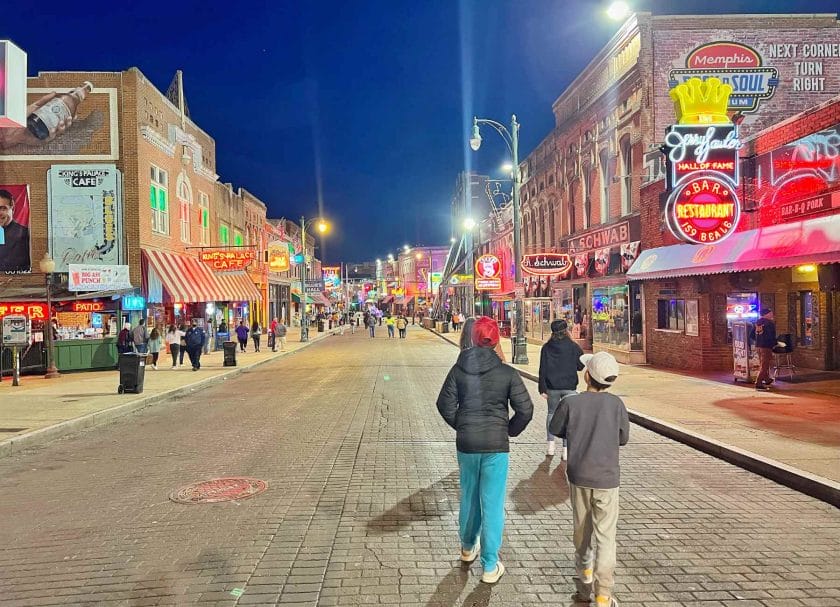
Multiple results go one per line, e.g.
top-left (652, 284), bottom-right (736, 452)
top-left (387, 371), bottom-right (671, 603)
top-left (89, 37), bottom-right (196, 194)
top-left (117, 353), bottom-right (146, 394)
top-left (317, 320), bottom-right (325, 332)
top-left (223, 341), bottom-right (237, 367)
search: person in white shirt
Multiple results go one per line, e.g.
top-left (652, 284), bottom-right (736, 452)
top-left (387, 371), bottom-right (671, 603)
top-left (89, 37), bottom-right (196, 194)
top-left (165, 324), bottom-right (185, 369)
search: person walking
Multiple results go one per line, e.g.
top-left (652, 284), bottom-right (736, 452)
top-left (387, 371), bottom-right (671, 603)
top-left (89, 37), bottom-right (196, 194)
top-left (396, 315), bottom-right (407, 338)
top-left (436, 317), bottom-right (533, 584)
top-left (184, 320), bottom-right (206, 371)
top-left (148, 327), bottom-right (163, 370)
top-left (235, 320), bottom-right (249, 353)
top-left (549, 352), bottom-right (629, 607)
top-left (165, 324), bottom-right (184, 369)
top-left (366, 313), bottom-right (376, 338)
top-left (269, 317), bottom-right (279, 351)
top-left (178, 323), bottom-right (188, 366)
top-left (131, 318), bottom-right (149, 354)
top-left (539, 319), bottom-right (584, 459)
top-left (251, 320), bottom-right (262, 352)
top-left (274, 319), bottom-right (288, 351)
top-left (385, 314), bottom-right (396, 338)
top-left (116, 322), bottom-right (133, 355)
top-left (753, 308), bottom-right (777, 391)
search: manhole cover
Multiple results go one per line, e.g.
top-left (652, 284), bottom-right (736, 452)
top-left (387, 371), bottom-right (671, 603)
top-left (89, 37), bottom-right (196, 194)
top-left (169, 477), bottom-right (267, 504)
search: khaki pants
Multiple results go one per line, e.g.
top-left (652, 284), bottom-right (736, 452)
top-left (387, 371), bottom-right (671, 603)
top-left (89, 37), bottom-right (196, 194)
top-left (570, 483), bottom-right (619, 598)
top-left (756, 347), bottom-right (773, 386)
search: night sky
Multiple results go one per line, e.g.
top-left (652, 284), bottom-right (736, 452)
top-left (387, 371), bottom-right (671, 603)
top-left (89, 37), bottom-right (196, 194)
top-left (6, 0), bottom-right (839, 262)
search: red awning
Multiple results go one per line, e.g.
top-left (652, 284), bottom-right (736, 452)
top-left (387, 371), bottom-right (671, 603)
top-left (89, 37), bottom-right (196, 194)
top-left (310, 293), bottom-right (330, 306)
top-left (381, 295), bottom-right (395, 304)
top-left (144, 250), bottom-right (261, 303)
top-left (627, 214), bottom-right (840, 280)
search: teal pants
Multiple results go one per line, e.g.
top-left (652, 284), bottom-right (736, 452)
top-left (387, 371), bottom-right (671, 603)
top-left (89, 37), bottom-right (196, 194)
top-left (457, 451), bottom-right (509, 572)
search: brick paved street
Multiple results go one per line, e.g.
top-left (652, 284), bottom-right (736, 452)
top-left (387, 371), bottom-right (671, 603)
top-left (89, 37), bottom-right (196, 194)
top-left (0, 326), bottom-right (838, 606)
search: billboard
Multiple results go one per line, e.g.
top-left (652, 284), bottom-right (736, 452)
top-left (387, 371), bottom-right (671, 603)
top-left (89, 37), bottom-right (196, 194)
top-left (0, 184), bottom-right (30, 273)
top-left (322, 266), bottom-right (341, 292)
top-left (0, 84), bottom-right (119, 160)
top-left (47, 164), bottom-right (122, 272)
top-left (68, 264), bottom-right (132, 292)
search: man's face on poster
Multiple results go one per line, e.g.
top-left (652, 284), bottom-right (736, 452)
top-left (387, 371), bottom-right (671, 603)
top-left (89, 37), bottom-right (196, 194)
top-left (0, 195), bottom-right (14, 228)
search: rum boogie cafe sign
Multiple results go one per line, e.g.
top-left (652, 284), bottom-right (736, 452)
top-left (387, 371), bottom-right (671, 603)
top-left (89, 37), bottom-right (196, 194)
top-left (521, 253), bottom-right (572, 277)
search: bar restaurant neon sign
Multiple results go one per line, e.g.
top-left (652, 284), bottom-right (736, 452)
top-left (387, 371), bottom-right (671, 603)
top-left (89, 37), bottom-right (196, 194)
top-left (664, 77), bottom-right (743, 244)
top-left (200, 249), bottom-right (255, 271)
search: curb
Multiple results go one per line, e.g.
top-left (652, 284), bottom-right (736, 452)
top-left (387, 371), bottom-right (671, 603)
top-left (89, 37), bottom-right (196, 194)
top-left (427, 327), bottom-right (840, 509)
top-left (0, 330), bottom-right (339, 460)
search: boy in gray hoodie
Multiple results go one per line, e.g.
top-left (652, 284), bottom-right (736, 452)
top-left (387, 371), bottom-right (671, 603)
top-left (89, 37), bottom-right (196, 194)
top-left (549, 352), bottom-right (629, 607)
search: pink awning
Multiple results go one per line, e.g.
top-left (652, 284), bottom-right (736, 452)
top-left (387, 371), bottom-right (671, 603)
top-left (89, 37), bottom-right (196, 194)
top-left (627, 214), bottom-right (840, 280)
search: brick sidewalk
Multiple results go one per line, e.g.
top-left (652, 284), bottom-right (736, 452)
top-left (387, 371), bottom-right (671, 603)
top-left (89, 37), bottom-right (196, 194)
top-left (0, 326), bottom-right (339, 458)
top-left (433, 327), bottom-right (840, 488)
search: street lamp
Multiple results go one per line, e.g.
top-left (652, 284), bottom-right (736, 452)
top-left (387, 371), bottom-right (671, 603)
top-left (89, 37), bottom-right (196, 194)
top-left (38, 252), bottom-right (59, 378)
top-left (470, 115), bottom-right (528, 364)
top-left (606, 0), bottom-right (631, 20)
top-left (299, 216), bottom-right (330, 342)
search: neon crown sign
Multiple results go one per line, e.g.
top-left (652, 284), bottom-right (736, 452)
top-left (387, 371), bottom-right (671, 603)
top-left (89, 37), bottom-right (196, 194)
top-left (663, 77), bottom-right (743, 245)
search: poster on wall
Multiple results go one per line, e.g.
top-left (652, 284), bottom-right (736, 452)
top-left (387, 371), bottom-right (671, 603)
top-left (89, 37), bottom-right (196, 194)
top-left (685, 299), bottom-right (699, 336)
top-left (47, 164), bottom-right (122, 272)
top-left (0, 184), bottom-right (31, 273)
top-left (0, 84), bottom-right (119, 161)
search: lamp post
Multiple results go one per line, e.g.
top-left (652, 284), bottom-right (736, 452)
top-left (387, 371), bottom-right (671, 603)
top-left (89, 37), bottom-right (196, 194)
top-left (298, 216), bottom-right (329, 342)
top-left (38, 253), bottom-right (60, 378)
top-left (462, 217), bottom-right (477, 318)
top-left (470, 115), bottom-right (528, 364)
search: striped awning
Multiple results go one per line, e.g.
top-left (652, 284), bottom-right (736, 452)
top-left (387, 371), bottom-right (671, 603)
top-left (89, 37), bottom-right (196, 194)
top-left (143, 250), bottom-right (261, 304)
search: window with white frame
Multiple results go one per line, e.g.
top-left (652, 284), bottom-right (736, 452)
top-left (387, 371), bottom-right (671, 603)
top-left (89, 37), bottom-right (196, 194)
top-left (150, 165), bottom-right (169, 235)
top-left (198, 192), bottom-right (210, 245)
top-left (177, 172), bottom-right (192, 243)
top-left (599, 149), bottom-right (610, 223)
top-left (620, 137), bottom-right (632, 216)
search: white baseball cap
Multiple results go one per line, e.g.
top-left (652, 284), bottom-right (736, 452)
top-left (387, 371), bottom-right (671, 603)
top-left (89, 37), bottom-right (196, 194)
top-left (580, 352), bottom-right (620, 386)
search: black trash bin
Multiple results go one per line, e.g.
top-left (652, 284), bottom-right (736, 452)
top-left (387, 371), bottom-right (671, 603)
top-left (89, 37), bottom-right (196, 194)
top-left (117, 353), bottom-right (146, 394)
top-left (223, 341), bottom-right (237, 367)
top-left (317, 320), bottom-right (325, 332)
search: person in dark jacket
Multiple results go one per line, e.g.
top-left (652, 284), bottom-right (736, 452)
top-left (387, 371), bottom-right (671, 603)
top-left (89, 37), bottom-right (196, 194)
top-left (436, 316), bottom-right (533, 585)
top-left (752, 308), bottom-right (777, 391)
top-left (539, 319), bottom-right (584, 459)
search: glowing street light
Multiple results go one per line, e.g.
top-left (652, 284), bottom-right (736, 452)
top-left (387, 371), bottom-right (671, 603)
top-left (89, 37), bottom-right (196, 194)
top-left (298, 215), bottom-right (331, 342)
top-left (463, 217), bottom-right (476, 231)
top-left (501, 162), bottom-right (513, 174)
top-left (415, 252), bottom-right (423, 260)
top-left (606, 0), bottom-right (630, 21)
top-left (403, 244), bottom-right (410, 252)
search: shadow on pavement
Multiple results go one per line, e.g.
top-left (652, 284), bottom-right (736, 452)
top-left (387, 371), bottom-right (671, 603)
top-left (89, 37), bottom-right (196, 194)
top-left (510, 458), bottom-right (570, 514)
top-left (367, 471), bottom-right (459, 534)
top-left (460, 581), bottom-right (493, 607)
top-left (424, 565), bottom-right (470, 607)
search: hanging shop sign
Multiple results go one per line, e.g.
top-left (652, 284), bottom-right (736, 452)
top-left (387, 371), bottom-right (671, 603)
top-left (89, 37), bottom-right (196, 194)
top-left (663, 77), bottom-right (743, 245)
top-left (266, 242), bottom-right (290, 272)
top-left (668, 41), bottom-right (779, 113)
top-left (68, 263), bottom-right (132, 292)
top-left (121, 295), bottom-right (145, 311)
top-left (47, 164), bottom-right (122, 272)
top-left (566, 215), bottom-right (641, 255)
top-left (199, 249), bottom-right (255, 271)
top-left (304, 279), bottom-right (325, 294)
top-left (322, 266), bottom-right (341, 292)
top-left (521, 253), bottom-right (572, 277)
top-left (474, 254), bottom-right (502, 291)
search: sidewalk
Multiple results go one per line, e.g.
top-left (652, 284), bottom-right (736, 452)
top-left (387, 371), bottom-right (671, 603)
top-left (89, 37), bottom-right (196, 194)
top-left (0, 327), bottom-right (339, 458)
top-left (432, 326), bottom-right (840, 504)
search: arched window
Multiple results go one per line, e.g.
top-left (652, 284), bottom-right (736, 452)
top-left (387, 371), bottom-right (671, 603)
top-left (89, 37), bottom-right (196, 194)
top-left (583, 168), bottom-right (593, 230)
top-left (599, 149), bottom-right (610, 223)
top-left (569, 186), bottom-right (577, 234)
top-left (548, 200), bottom-right (556, 247)
top-left (176, 172), bottom-right (192, 243)
top-left (620, 136), bottom-right (632, 216)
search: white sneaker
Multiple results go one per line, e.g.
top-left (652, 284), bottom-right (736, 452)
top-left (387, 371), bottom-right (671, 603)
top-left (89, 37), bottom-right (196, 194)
top-left (561, 447), bottom-right (568, 461)
top-left (547, 441), bottom-right (556, 456)
top-left (460, 538), bottom-right (480, 563)
top-left (171, 366), bottom-right (176, 370)
top-left (153, 364), bottom-right (157, 370)
top-left (481, 562), bottom-right (505, 584)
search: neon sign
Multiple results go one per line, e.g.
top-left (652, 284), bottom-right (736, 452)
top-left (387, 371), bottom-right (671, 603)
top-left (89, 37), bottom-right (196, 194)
top-left (521, 253), bottom-right (572, 276)
top-left (475, 254), bottom-right (502, 291)
top-left (199, 249), bottom-right (255, 271)
top-left (0, 303), bottom-right (48, 319)
top-left (664, 77), bottom-right (742, 245)
top-left (72, 301), bottom-right (105, 312)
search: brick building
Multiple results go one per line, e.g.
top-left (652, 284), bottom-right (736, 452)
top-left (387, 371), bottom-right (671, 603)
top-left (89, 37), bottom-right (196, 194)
top-left (517, 11), bottom-right (840, 362)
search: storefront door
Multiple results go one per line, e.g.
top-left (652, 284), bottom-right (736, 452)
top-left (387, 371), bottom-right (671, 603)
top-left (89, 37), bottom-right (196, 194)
top-left (573, 284), bottom-right (592, 350)
top-left (829, 292), bottom-right (840, 371)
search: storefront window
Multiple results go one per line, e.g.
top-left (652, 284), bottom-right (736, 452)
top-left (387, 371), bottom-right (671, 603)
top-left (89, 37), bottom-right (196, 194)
top-left (725, 292), bottom-right (759, 342)
top-left (593, 285), bottom-right (630, 350)
top-left (657, 298), bottom-right (685, 331)
top-left (799, 291), bottom-right (814, 346)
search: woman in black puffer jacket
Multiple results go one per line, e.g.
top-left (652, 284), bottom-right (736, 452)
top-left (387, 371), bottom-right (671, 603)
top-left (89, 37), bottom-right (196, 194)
top-left (436, 316), bottom-right (533, 584)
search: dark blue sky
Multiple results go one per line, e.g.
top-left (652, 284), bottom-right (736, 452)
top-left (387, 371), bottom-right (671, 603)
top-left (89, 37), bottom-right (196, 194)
top-left (7, 0), bottom-right (839, 261)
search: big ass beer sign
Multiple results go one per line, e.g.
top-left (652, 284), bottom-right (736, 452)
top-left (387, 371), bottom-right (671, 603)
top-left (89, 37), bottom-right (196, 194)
top-left (663, 77), bottom-right (743, 245)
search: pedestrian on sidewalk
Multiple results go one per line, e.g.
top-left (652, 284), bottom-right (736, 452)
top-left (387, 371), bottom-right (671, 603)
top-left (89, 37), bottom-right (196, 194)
top-left (539, 319), bottom-right (584, 459)
top-left (251, 320), bottom-right (262, 352)
top-left (752, 308), bottom-right (777, 391)
top-left (386, 314), bottom-right (396, 338)
top-left (436, 316), bottom-right (533, 585)
top-left (549, 352), bottom-right (629, 607)
top-left (131, 318), bottom-right (149, 354)
top-left (148, 327), bottom-right (162, 370)
top-left (396, 315), bottom-right (407, 338)
top-left (178, 323), bottom-right (188, 366)
top-left (366, 313), bottom-right (376, 338)
top-left (165, 324), bottom-right (184, 369)
top-left (184, 320), bottom-right (206, 371)
top-left (459, 317), bottom-right (506, 362)
top-left (117, 322), bottom-right (133, 355)
top-left (269, 317), bottom-right (278, 351)
top-left (275, 319), bottom-right (287, 350)
top-left (235, 320), bottom-right (249, 353)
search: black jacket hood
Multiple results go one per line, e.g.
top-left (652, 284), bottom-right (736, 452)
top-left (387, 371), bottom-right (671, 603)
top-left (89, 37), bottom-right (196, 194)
top-left (456, 346), bottom-right (501, 375)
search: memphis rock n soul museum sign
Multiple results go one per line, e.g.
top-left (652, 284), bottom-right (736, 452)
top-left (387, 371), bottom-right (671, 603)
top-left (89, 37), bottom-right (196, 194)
top-left (663, 76), bottom-right (743, 245)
